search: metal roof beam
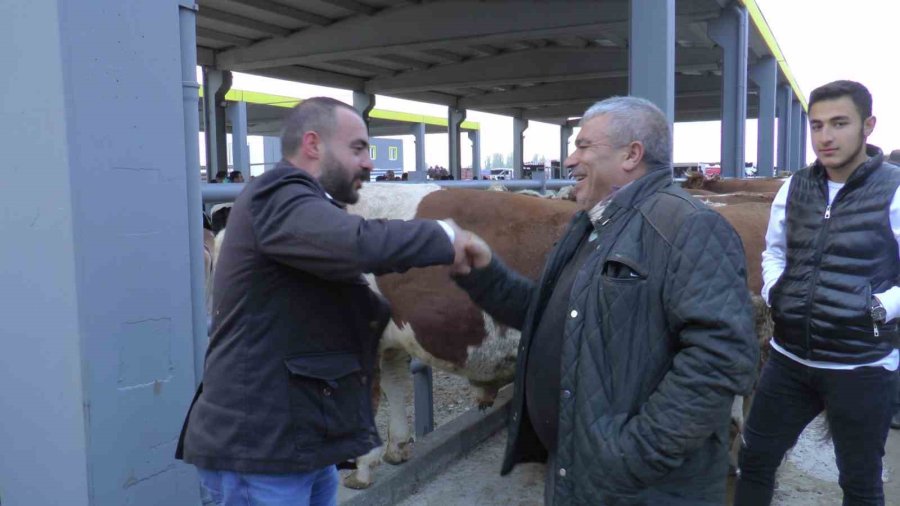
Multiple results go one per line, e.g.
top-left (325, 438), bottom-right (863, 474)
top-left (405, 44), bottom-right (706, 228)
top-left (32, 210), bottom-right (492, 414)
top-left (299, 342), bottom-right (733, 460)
top-left (318, 0), bottom-right (378, 16)
top-left (216, 0), bottom-right (628, 70)
top-left (251, 66), bottom-right (366, 91)
top-left (198, 6), bottom-right (291, 37)
top-left (237, 0), bottom-right (331, 26)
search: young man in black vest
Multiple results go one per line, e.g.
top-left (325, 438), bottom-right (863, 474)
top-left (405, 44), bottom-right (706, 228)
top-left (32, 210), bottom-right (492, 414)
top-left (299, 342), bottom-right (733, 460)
top-left (735, 80), bottom-right (900, 505)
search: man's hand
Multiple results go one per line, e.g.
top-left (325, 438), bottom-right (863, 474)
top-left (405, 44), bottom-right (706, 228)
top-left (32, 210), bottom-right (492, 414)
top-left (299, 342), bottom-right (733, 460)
top-left (444, 219), bottom-right (471, 272)
top-left (449, 231), bottom-right (492, 276)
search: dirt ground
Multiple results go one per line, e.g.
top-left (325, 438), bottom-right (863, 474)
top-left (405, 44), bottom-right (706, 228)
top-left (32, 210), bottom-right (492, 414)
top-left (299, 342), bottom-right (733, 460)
top-left (342, 366), bottom-right (900, 505)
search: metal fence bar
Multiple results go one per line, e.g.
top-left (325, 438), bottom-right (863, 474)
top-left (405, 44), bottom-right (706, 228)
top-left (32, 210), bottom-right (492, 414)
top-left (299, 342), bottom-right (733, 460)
top-left (409, 358), bottom-right (435, 437)
top-left (200, 179), bottom-right (576, 204)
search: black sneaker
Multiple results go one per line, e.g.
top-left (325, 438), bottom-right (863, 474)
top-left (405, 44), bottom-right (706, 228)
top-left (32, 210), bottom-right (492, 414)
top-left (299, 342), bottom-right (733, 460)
top-left (891, 412), bottom-right (900, 430)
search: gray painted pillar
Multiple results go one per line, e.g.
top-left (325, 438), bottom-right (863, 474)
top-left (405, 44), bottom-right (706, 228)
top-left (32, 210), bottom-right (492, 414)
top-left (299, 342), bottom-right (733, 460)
top-left (413, 122), bottom-right (426, 173)
top-left (448, 107), bottom-right (466, 179)
top-left (709, 4), bottom-right (749, 179)
top-left (629, 0), bottom-right (675, 124)
top-left (560, 125), bottom-right (574, 178)
top-left (227, 101), bottom-right (249, 173)
top-left (0, 0), bottom-right (201, 504)
top-left (790, 99), bottom-right (803, 170)
top-left (263, 136), bottom-right (281, 171)
top-left (353, 91), bottom-right (375, 126)
top-left (513, 117), bottom-right (529, 179)
top-left (776, 84), bottom-right (793, 173)
top-left (203, 68), bottom-right (231, 180)
top-left (469, 130), bottom-right (482, 179)
top-left (799, 112), bottom-right (808, 167)
top-left (749, 56), bottom-right (777, 177)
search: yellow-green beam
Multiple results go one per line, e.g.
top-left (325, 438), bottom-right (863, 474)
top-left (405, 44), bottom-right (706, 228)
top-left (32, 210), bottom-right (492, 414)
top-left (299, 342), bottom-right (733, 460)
top-left (198, 88), bottom-right (480, 131)
top-left (740, 0), bottom-right (807, 111)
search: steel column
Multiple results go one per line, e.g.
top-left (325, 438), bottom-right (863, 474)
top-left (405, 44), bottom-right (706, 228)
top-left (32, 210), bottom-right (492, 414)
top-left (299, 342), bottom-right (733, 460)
top-left (226, 100), bottom-right (249, 173)
top-left (263, 136), bottom-right (281, 171)
top-left (799, 111), bottom-right (808, 167)
top-left (776, 84), bottom-right (793, 173)
top-left (708, 4), bottom-right (749, 178)
top-left (749, 56), bottom-right (777, 176)
top-left (513, 117), bottom-right (529, 179)
top-left (560, 125), bottom-right (573, 179)
top-left (203, 68), bottom-right (231, 180)
top-left (629, 0), bottom-right (675, 124)
top-left (353, 91), bottom-right (375, 126)
top-left (469, 130), bottom-right (482, 179)
top-left (414, 122), bottom-right (426, 174)
top-left (791, 98), bottom-right (803, 170)
top-left (448, 107), bottom-right (466, 179)
top-left (0, 0), bottom-right (202, 503)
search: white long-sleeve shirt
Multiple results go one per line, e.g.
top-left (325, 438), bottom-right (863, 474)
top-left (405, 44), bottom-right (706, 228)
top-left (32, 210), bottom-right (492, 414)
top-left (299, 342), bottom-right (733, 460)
top-left (761, 176), bottom-right (900, 371)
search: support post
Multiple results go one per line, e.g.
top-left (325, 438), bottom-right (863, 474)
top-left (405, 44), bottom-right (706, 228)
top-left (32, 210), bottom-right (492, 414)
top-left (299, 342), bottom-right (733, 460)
top-left (513, 117), bottom-right (529, 179)
top-left (790, 98), bottom-right (802, 170)
top-left (749, 56), bottom-right (777, 177)
top-left (410, 359), bottom-right (434, 437)
top-left (413, 122), bottom-right (426, 175)
top-left (469, 130), bottom-right (482, 179)
top-left (263, 136), bottom-right (281, 172)
top-left (629, 0), bottom-right (675, 125)
top-left (353, 91), bottom-right (375, 126)
top-left (708, 4), bottom-right (749, 178)
top-left (448, 107), bottom-right (466, 180)
top-left (226, 100), bottom-right (249, 174)
top-left (560, 125), bottom-right (574, 178)
top-left (799, 111), bottom-right (808, 167)
top-left (0, 0), bottom-right (202, 503)
top-left (203, 68), bottom-right (231, 180)
top-left (777, 84), bottom-right (793, 173)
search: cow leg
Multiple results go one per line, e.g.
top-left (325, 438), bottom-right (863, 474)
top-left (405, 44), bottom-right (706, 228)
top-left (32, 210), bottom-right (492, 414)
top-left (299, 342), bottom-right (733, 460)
top-left (381, 347), bottom-right (413, 465)
top-left (471, 383), bottom-right (499, 411)
top-left (729, 395), bottom-right (746, 473)
top-left (343, 446), bottom-right (382, 490)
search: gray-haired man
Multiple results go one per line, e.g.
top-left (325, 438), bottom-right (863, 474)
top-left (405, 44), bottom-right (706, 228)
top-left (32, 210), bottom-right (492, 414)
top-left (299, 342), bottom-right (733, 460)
top-left (453, 96), bottom-right (758, 505)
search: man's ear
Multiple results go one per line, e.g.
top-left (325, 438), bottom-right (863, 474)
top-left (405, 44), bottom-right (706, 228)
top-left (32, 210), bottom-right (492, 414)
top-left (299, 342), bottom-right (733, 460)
top-left (300, 131), bottom-right (322, 160)
top-left (863, 116), bottom-right (876, 138)
top-left (622, 141), bottom-right (645, 172)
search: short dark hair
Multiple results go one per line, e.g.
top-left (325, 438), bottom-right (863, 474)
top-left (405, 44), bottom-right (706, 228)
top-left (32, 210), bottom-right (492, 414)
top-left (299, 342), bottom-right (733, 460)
top-left (809, 80), bottom-right (872, 120)
top-left (280, 97), bottom-right (360, 158)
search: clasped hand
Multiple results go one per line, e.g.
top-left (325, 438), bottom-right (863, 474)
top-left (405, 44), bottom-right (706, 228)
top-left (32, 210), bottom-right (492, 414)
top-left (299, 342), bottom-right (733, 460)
top-left (443, 219), bottom-right (492, 275)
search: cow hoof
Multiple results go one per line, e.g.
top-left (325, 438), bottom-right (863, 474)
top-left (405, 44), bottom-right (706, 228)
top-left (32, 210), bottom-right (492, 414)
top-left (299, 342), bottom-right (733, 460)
top-left (477, 400), bottom-right (494, 411)
top-left (342, 471), bottom-right (373, 490)
top-left (383, 439), bottom-right (413, 465)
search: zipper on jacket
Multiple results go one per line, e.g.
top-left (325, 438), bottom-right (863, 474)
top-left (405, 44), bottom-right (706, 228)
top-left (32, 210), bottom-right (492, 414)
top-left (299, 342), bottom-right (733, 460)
top-left (802, 198), bottom-right (836, 358)
top-left (874, 322), bottom-right (881, 338)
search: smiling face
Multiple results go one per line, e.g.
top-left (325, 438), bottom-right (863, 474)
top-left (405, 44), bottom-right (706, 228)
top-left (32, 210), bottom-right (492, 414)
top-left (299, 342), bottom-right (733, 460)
top-left (317, 107), bottom-right (373, 204)
top-left (564, 114), bottom-right (644, 210)
top-left (809, 95), bottom-right (875, 179)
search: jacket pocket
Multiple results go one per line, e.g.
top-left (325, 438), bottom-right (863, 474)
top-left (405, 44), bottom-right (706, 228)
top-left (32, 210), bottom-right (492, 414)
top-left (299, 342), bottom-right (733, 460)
top-left (284, 352), bottom-right (368, 447)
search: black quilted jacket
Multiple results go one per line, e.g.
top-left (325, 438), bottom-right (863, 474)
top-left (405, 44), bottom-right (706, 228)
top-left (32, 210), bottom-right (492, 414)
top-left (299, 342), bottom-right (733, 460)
top-left (456, 169), bottom-right (758, 505)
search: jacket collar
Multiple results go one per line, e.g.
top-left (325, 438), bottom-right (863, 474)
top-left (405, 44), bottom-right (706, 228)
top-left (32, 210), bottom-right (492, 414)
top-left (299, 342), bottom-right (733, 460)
top-left (272, 159), bottom-right (346, 209)
top-left (810, 144), bottom-right (884, 189)
top-left (594, 166), bottom-right (673, 223)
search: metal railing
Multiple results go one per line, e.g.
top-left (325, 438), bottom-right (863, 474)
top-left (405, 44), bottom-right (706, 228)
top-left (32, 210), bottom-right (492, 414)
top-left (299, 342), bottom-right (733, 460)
top-left (200, 177), bottom-right (575, 437)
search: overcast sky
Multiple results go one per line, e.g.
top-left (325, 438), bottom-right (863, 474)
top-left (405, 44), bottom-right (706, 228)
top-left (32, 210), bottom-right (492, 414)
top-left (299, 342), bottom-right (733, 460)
top-left (224, 0), bottom-right (900, 174)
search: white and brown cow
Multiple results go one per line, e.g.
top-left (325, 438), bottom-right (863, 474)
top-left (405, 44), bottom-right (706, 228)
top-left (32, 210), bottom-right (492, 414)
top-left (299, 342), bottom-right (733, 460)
top-left (343, 184), bottom-right (577, 488)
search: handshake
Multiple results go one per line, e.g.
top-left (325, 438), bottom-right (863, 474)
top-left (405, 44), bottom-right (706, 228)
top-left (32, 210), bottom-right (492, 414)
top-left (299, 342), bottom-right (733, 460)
top-left (444, 219), bottom-right (491, 276)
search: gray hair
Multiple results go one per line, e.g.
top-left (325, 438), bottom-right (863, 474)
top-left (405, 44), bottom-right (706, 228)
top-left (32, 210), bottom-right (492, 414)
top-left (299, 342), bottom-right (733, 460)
top-left (280, 97), bottom-right (360, 158)
top-left (581, 96), bottom-right (672, 169)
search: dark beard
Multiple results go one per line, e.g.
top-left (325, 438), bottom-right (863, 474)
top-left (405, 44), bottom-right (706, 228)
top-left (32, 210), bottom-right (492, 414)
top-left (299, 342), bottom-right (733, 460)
top-left (832, 127), bottom-right (867, 173)
top-left (319, 157), bottom-right (360, 205)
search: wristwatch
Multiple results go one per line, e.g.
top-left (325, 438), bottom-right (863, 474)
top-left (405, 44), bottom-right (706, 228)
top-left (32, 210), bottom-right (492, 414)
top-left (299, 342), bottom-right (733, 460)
top-left (871, 297), bottom-right (887, 324)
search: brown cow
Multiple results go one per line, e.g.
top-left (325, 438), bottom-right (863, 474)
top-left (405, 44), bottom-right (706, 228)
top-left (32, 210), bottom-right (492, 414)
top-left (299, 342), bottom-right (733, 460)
top-left (340, 184), bottom-right (774, 488)
top-left (683, 172), bottom-right (787, 194)
top-left (343, 185), bottom-right (577, 488)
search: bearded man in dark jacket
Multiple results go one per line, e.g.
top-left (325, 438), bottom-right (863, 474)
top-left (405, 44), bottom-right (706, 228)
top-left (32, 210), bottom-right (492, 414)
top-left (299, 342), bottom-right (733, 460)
top-left (176, 97), bottom-right (468, 506)
top-left (451, 96), bottom-right (758, 505)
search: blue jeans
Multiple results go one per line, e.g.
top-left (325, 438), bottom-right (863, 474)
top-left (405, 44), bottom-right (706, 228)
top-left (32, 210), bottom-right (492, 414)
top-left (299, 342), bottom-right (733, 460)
top-left (197, 466), bottom-right (338, 506)
top-left (734, 351), bottom-right (897, 506)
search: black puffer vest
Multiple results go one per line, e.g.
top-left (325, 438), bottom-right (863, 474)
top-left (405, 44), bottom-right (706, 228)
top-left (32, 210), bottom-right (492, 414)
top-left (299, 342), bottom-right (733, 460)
top-left (771, 146), bottom-right (900, 363)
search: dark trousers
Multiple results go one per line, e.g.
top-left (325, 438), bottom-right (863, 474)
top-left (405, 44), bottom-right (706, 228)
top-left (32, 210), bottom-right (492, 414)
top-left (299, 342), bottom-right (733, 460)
top-left (734, 350), bottom-right (897, 506)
